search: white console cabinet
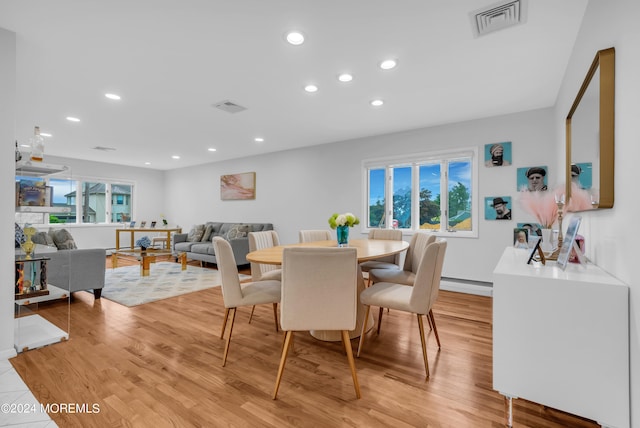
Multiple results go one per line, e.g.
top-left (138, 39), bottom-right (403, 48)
top-left (492, 247), bottom-right (629, 428)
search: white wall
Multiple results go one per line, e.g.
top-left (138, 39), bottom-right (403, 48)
top-left (166, 107), bottom-right (556, 283)
top-left (0, 28), bottom-right (17, 359)
top-left (554, 0), bottom-right (640, 425)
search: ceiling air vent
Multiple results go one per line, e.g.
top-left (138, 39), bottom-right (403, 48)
top-left (92, 146), bottom-right (116, 151)
top-left (470, 0), bottom-right (528, 38)
top-left (213, 100), bottom-right (247, 114)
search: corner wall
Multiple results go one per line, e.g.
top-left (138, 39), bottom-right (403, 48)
top-left (165, 107), bottom-right (556, 283)
top-left (554, 0), bottom-right (640, 425)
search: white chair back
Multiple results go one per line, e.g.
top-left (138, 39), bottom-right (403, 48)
top-left (367, 229), bottom-right (403, 264)
top-left (248, 231), bottom-right (280, 281)
top-left (212, 237), bottom-right (243, 308)
top-left (403, 233), bottom-right (436, 273)
top-left (409, 240), bottom-right (447, 313)
top-left (298, 229), bottom-right (332, 243)
top-left (281, 247), bottom-right (357, 331)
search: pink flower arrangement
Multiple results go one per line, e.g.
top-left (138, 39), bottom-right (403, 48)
top-left (566, 182), bottom-right (594, 212)
top-left (518, 188), bottom-right (560, 228)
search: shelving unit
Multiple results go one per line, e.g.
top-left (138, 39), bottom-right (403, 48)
top-left (14, 161), bottom-right (71, 353)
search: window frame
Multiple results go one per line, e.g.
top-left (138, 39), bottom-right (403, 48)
top-left (362, 147), bottom-right (478, 238)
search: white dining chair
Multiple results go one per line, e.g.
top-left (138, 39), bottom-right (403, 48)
top-left (357, 239), bottom-right (447, 379)
top-left (273, 247), bottom-right (361, 400)
top-left (298, 229), bottom-right (332, 243)
top-left (359, 229), bottom-right (403, 285)
top-left (368, 232), bottom-right (435, 286)
top-left (212, 237), bottom-right (281, 367)
top-left (248, 231), bottom-right (282, 323)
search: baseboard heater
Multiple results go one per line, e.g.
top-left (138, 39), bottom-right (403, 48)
top-left (440, 277), bottom-right (493, 296)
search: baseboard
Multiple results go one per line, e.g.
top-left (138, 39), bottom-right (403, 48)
top-left (0, 347), bottom-right (18, 360)
top-left (440, 278), bottom-right (493, 297)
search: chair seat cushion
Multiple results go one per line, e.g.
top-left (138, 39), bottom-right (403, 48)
top-left (261, 269), bottom-right (282, 281)
top-left (230, 280), bottom-right (281, 307)
top-left (369, 268), bottom-right (415, 285)
top-left (360, 282), bottom-right (415, 313)
top-left (359, 260), bottom-right (399, 272)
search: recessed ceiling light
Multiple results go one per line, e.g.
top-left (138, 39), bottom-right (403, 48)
top-left (254, 137), bottom-right (264, 143)
top-left (338, 73), bottom-right (353, 82)
top-left (285, 31), bottom-right (305, 45)
top-left (144, 162), bottom-right (151, 165)
top-left (370, 99), bottom-right (384, 107)
top-left (40, 132), bottom-right (52, 137)
top-left (208, 148), bottom-right (217, 152)
top-left (304, 84), bottom-right (318, 93)
top-left (66, 116), bottom-right (80, 122)
top-left (105, 93), bottom-right (121, 100)
top-left (172, 155), bottom-right (180, 160)
top-left (379, 59), bottom-right (398, 70)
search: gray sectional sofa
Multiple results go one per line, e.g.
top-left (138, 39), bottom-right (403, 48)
top-left (173, 222), bottom-right (273, 266)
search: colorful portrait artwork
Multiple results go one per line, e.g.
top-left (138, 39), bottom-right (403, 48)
top-left (513, 228), bottom-right (529, 249)
top-left (517, 222), bottom-right (543, 238)
top-left (517, 166), bottom-right (548, 191)
top-left (220, 172), bottom-right (256, 200)
top-left (484, 141), bottom-right (512, 167)
top-left (485, 196), bottom-right (512, 220)
top-left (571, 162), bottom-right (593, 189)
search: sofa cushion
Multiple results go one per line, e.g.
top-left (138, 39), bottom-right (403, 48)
top-left (187, 224), bottom-right (205, 242)
top-left (32, 231), bottom-right (55, 247)
top-left (201, 224), bottom-right (215, 242)
top-left (174, 241), bottom-right (196, 252)
top-left (50, 228), bottom-right (77, 250)
top-left (190, 243), bottom-right (214, 255)
top-left (226, 224), bottom-right (249, 240)
top-left (15, 223), bottom-right (26, 248)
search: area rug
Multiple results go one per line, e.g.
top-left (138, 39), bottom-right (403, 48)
top-left (101, 262), bottom-right (250, 307)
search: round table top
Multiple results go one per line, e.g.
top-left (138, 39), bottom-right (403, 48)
top-left (246, 239), bottom-right (409, 265)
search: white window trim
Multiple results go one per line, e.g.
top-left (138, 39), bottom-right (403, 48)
top-left (362, 147), bottom-right (478, 238)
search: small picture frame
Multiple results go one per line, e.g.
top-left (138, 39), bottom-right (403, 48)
top-left (557, 216), bottom-right (585, 270)
top-left (527, 236), bottom-right (545, 265)
top-left (150, 221), bottom-right (157, 228)
top-left (484, 142), bottom-right (512, 167)
top-left (513, 228), bottom-right (529, 249)
top-left (129, 221), bottom-right (136, 228)
top-left (140, 221), bottom-right (147, 228)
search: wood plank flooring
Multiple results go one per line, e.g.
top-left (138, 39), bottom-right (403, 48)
top-left (9, 257), bottom-right (599, 427)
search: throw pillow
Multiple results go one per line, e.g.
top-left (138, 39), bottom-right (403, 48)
top-left (15, 223), bottom-right (26, 248)
top-left (187, 224), bottom-right (205, 242)
top-left (201, 224), bottom-right (215, 242)
top-left (226, 224), bottom-right (249, 240)
top-left (50, 228), bottom-right (77, 250)
top-left (32, 231), bottom-right (55, 247)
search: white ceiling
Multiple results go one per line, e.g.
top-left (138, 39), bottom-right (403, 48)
top-left (0, 0), bottom-right (588, 170)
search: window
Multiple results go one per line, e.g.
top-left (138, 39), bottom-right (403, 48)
top-left (364, 148), bottom-right (477, 237)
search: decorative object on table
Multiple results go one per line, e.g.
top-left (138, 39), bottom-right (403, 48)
top-left (21, 226), bottom-right (37, 259)
top-left (129, 220), bottom-right (136, 228)
top-left (484, 141), bottom-right (511, 167)
top-left (518, 188), bottom-right (560, 253)
top-left (220, 172), bottom-right (256, 200)
top-left (161, 214), bottom-right (168, 227)
top-left (29, 125), bottom-right (45, 162)
top-left (15, 140), bottom-right (22, 162)
top-left (136, 236), bottom-right (152, 251)
top-left (556, 216), bottom-right (585, 270)
top-left (513, 228), bottom-right (529, 249)
top-left (150, 221), bottom-right (157, 228)
top-left (140, 221), bottom-right (147, 228)
top-left (517, 166), bottom-right (548, 192)
top-left (328, 212), bottom-right (360, 247)
top-left (16, 179), bottom-right (47, 206)
top-left (485, 196), bottom-right (512, 220)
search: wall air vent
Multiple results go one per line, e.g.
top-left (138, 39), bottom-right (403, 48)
top-left (213, 100), bottom-right (247, 114)
top-left (92, 146), bottom-right (116, 151)
top-left (470, 0), bottom-right (528, 38)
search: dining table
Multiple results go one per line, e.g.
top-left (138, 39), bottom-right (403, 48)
top-left (246, 238), bottom-right (410, 341)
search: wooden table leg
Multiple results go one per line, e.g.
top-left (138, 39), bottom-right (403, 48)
top-left (180, 252), bottom-right (187, 270)
top-left (141, 255), bottom-right (156, 276)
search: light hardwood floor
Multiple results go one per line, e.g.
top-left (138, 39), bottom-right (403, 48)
top-left (9, 257), bottom-right (599, 427)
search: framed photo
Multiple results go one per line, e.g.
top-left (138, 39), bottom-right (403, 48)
top-left (517, 166), bottom-right (548, 191)
top-left (150, 221), bottom-right (157, 228)
top-left (557, 216), bottom-right (584, 270)
top-left (571, 162), bottom-right (593, 189)
top-left (527, 236), bottom-right (544, 265)
top-left (485, 196), bottom-right (512, 220)
top-left (221, 172), bottom-right (256, 200)
top-left (484, 142), bottom-right (512, 167)
top-left (129, 221), bottom-right (136, 228)
top-left (513, 228), bottom-right (529, 249)
top-left (140, 221), bottom-right (147, 228)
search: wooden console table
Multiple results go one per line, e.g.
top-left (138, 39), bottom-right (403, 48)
top-left (492, 247), bottom-right (629, 428)
top-left (115, 227), bottom-right (182, 251)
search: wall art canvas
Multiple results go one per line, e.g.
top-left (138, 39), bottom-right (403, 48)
top-left (221, 172), bottom-right (256, 200)
top-left (484, 141), bottom-right (512, 167)
top-left (571, 162), bottom-right (593, 189)
top-left (485, 196), bottom-right (512, 220)
top-left (517, 166), bottom-right (548, 191)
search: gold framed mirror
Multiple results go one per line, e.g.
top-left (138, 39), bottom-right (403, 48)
top-left (566, 47), bottom-right (615, 210)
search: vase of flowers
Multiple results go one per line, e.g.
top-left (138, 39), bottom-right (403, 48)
top-left (136, 236), bottom-right (152, 251)
top-left (328, 212), bottom-right (360, 247)
top-left (519, 189), bottom-right (560, 253)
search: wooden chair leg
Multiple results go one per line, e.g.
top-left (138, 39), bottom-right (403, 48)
top-left (357, 305), bottom-right (371, 357)
top-left (272, 303), bottom-right (279, 332)
top-left (273, 331), bottom-right (294, 399)
top-left (377, 307), bottom-right (384, 335)
top-left (417, 314), bottom-right (430, 379)
top-left (220, 308), bottom-right (230, 339)
top-left (342, 330), bottom-right (361, 399)
top-left (222, 308), bottom-right (237, 367)
top-left (429, 309), bottom-right (441, 349)
top-left (248, 305), bottom-right (255, 323)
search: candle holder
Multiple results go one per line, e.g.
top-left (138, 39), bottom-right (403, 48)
top-left (547, 194), bottom-right (565, 261)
